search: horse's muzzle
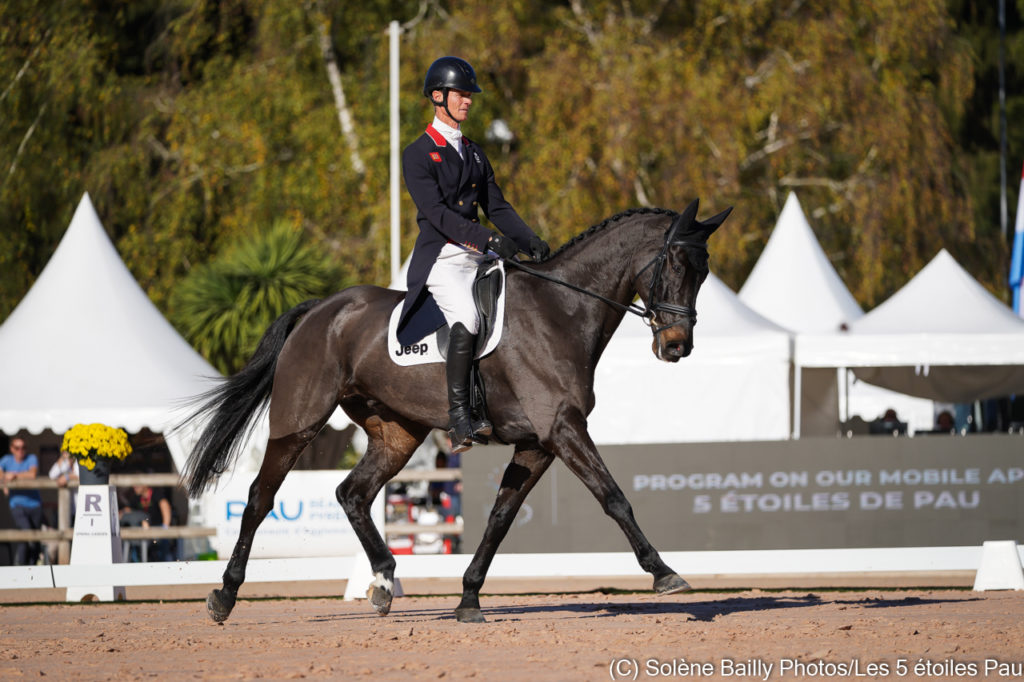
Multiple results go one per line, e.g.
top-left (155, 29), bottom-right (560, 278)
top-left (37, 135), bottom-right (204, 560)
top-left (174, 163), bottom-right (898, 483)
top-left (652, 329), bottom-right (693, 362)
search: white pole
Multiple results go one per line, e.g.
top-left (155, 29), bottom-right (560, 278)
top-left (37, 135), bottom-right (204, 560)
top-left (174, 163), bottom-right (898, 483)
top-left (792, 362), bottom-right (802, 440)
top-left (389, 20), bottom-right (401, 285)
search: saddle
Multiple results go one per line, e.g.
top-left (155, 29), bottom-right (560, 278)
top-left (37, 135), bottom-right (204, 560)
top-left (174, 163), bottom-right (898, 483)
top-left (388, 254), bottom-right (503, 349)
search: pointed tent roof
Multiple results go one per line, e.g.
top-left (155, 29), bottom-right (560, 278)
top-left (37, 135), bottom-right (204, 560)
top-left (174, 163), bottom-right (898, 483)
top-left (739, 192), bottom-right (863, 333)
top-left (851, 249), bottom-right (1024, 334)
top-left (0, 194), bottom-right (218, 439)
top-left (796, 249), bottom-right (1024, 401)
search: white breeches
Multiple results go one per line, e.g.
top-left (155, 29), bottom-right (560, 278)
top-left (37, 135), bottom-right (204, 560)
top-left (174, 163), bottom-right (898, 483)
top-left (426, 243), bottom-right (486, 335)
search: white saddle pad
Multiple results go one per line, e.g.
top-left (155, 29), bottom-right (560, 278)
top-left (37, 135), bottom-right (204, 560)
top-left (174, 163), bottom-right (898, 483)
top-left (387, 261), bottom-right (506, 367)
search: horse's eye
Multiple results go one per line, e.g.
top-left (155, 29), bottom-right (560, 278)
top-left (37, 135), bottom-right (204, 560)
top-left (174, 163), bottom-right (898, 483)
top-left (672, 263), bottom-right (684, 275)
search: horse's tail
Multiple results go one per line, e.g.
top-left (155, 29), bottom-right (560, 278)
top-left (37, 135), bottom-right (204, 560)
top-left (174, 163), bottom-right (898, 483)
top-left (180, 299), bottom-right (321, 498)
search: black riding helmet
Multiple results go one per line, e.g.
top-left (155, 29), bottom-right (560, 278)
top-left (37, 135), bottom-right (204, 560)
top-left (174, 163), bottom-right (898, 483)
top-left (424, 57), bottom-right (482, 122)
top-left (423, 56), bottom-right (482, 98)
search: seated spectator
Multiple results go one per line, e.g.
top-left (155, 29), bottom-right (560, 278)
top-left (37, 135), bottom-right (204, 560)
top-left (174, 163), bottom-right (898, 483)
top-left (935, 410), bottom-right (956, 434)
top-left (1, 438), bottom-right (43, 565)
top-left (48, 450), bottom-right (79, 488)
top-left (869, 408), bottom-right (907, 436)
top-left (119, 483), bottom-right (176, 562)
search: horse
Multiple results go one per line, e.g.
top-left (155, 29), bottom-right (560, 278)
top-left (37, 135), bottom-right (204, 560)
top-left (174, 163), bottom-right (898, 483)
top-left (182, 198), bottom-right (730, 624)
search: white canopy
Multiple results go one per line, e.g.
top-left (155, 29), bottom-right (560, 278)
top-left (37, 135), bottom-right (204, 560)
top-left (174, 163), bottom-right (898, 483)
top-left (796, 249), bottom-right (1024, 402)
top-left (589, 273), bottom-right (793, 443)
top-left (0, 194), bottom-right (219, 470)
top-left (739, 192), bottom-right (863, 333)
top-left (736, 192), bottom-right (939, 434)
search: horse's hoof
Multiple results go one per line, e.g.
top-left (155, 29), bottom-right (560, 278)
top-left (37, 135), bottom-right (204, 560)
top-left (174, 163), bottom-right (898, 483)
top-left (455, 607), bottom-right (486, 623)
top-left (367, 573), bottom-right (394, 616)
top-left (206, 589), bottom-right (234, 623)
top-left (654, 573), bottom-right (692, 595)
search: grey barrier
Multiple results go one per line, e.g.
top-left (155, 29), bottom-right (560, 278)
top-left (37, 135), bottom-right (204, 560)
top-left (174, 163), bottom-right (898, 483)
top-left (462, 435), bottom-right (1023, 552)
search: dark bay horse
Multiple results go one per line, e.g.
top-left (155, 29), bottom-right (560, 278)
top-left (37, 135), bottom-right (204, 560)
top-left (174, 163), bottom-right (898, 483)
top-left (182, 199), bottom-right (730, 623)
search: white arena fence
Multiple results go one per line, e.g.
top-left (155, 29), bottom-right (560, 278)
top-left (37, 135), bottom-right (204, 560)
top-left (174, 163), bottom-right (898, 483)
top-left (3, 545), bottom-right (1023, 595)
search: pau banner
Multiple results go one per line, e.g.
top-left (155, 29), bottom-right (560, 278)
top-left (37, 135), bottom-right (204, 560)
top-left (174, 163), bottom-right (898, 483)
top-left (204, 470), bottom-right (383, 559)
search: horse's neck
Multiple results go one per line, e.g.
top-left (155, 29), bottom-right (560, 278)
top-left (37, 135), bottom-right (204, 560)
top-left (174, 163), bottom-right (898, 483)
top-left (541, 216), bottom-right (661, 348)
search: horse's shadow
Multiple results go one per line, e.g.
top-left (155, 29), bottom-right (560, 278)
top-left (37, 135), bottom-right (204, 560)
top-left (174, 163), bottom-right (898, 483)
top-left (307, 593), bottom-right (978, 624)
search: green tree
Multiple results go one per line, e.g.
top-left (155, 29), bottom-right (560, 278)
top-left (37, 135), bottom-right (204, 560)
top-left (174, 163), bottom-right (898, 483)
top-left (948, 0), bottom-right (1024, 269)
top-left (169, 219), bottom-right (346, 374)
top-left (1, 0), bottom-right (1018, 341)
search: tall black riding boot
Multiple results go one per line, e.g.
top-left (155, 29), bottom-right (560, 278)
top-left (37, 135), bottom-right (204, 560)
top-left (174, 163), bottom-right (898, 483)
top-left (446, 323), bottom-right (492, 453)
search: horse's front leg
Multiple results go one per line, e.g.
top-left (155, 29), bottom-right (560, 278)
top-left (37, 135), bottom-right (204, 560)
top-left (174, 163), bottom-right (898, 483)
top-left (208, 432), bottom-right (314, 622)
top-left (336, 415), bottom-right (427, 616)
top-left (456, 443), bottom-right (553, 623)
top-left (546, 405), bottom-right (691, 594)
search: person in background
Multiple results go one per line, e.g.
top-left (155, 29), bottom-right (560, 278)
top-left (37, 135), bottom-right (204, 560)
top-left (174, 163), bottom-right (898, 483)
top-left (48, 450), bottom-right (80, 519)
top-left (0, 437), bottom-right (43, 565)
top-left (48, 450), bottom-right (79, 487)
top-left (428, 441), bottom-right (463, 553)
top-left (935, 410), bottom-right (956, 434)
top-left (119, 483), bottom-right (175, 561)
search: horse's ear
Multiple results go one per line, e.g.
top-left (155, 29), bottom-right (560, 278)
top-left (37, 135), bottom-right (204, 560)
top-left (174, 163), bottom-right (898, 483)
top-left (668, 199), bottom-right (700, 239)
top-left (696, 206), bottom-right (732, 239)
top-left (679, 199), bottom-right (700, 226)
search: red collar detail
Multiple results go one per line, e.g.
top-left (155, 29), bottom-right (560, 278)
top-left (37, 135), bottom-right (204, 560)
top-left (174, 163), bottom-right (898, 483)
top-left (425, 124), bottom-right (447, 147)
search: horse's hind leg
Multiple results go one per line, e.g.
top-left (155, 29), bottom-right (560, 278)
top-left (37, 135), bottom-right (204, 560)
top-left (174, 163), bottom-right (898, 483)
top-left (455, 442), bottom-right (553, 623)
top-left (207, 429), bottom-right (318, 623)
top-left (336, 412), bottom-right (429, 616)
top-left (547, 406), bottom-right (690, 594)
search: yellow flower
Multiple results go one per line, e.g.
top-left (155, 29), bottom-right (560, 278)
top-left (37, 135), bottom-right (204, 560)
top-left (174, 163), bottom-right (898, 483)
top-left (61, 423), bottom-right (133, 464)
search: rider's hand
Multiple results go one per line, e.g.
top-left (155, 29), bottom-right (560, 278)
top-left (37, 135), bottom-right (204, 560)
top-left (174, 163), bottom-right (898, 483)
top-left (487, 233), bottom-right (519, 260)
top-left (529, 236), bottom-right (551, 261)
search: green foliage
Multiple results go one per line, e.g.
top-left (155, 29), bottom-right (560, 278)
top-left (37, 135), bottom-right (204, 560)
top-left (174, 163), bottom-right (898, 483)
top-left (1, 0), bottom-right (1021, 352)
top-left (337, 442), bottom-right (362, 470)
top-left (169, 220), bottom-right (345, 374)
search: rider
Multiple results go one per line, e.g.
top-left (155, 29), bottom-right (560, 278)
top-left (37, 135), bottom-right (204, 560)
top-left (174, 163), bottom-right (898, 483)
top-left (398, 56), bottom-right (550, 453)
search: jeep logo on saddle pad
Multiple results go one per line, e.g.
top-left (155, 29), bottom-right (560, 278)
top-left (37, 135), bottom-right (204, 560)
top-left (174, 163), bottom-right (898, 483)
top-left (396, 342), bottom-right (431, 357)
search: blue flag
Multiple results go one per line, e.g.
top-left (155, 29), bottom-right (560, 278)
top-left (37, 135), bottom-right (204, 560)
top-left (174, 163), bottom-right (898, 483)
top-left (1012, 163), bottom-right (1024, 316)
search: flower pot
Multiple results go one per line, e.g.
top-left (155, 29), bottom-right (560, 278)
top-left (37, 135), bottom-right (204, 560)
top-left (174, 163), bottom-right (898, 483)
top-left (78, 457), bottom-right (112, 485)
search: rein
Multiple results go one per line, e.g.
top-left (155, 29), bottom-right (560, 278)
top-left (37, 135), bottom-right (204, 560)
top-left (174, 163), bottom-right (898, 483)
top-left (502, 258), bottom-right (649, 319)
top-left (500, 228), bottom-right (708, 335)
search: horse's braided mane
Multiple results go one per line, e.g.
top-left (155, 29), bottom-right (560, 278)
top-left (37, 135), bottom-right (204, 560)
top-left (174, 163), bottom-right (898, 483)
top-left (543, 206), bottom-right (678, 262)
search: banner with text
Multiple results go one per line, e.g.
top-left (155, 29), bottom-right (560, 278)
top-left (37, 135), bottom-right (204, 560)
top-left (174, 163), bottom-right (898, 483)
top-left (204, 470), bottom-right (383, 559)
top-left (462, 435), bottom-right (1024, 552)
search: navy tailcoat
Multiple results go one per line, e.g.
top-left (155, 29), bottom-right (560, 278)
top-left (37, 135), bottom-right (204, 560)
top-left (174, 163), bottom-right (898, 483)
top-left (397, 124), bottom-right (536, 345)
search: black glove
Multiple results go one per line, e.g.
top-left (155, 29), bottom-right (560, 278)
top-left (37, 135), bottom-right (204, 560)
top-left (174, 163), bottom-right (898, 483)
top-left (487, 233), bottom-right (519, 260)
top-left (529, 236), bottom-right (551, 261)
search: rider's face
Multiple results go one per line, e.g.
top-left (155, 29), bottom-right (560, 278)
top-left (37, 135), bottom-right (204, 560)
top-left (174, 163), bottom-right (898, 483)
top-left (433, 88), bottom-right (473, 126)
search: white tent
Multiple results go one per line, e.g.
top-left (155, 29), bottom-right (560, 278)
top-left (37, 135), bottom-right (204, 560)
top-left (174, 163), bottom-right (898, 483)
top-left (0, 194), bottom-right (218, 471)
top-left (738, 192), bottom-right (934, 435)
top-left (588, 273), bottom-right (793, 443)
top-left (739, 192), bottom-right (863, 333)
top-left (796, 249), bottom-right (1024, 406)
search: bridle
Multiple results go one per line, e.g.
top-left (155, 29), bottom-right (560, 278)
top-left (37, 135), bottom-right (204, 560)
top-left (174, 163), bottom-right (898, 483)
top-left (500, 219), bottom-right (708, 337)
top-left (631, 218), bottom-right (708, 334)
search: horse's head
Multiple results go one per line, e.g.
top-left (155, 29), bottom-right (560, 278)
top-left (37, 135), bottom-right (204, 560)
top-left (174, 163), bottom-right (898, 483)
top-left (640, 199), bottom-right (731, 362)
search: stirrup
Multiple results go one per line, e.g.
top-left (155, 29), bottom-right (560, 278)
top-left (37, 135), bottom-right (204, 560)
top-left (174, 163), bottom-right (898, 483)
top-left (472, 417), bottom-right (493, 438)
top-left (448, 426), bottom-right (474, 453)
